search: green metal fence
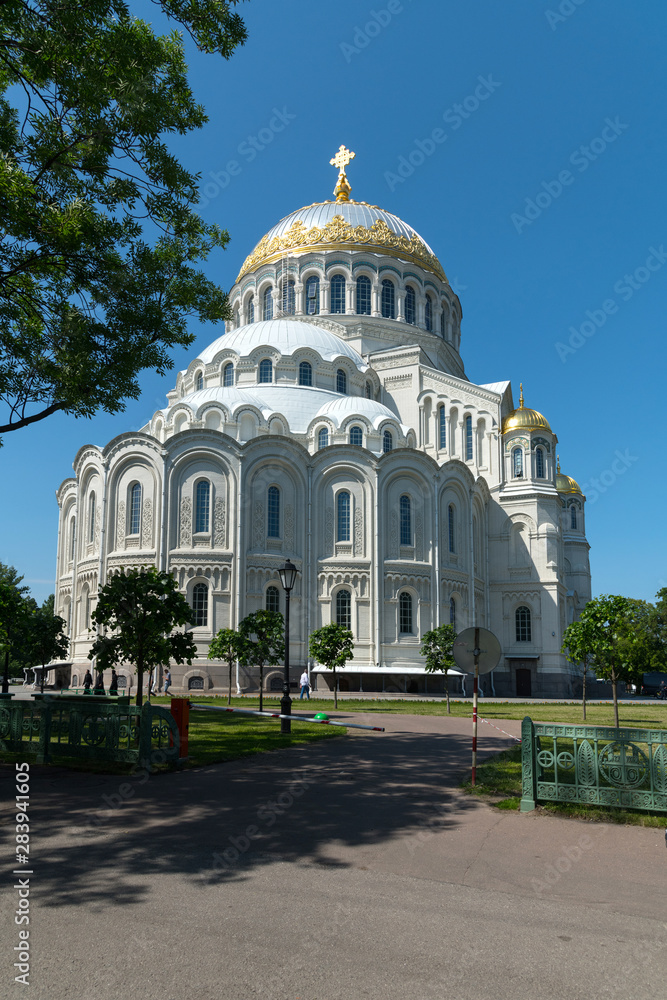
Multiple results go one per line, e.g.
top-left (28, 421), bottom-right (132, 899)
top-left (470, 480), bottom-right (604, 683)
top-left (0, 695), bottom-right (181, 767)
top-left (521, 716), bottom-right (667, 814)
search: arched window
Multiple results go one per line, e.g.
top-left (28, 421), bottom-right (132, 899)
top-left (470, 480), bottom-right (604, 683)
top-left (336, 589), bottom-right (351, 630)
top-left (247, 295), bottom-right (255, 324)
top-left (129, 483), bottom-right (142, 535)
top-left (337, 490), bottom-right (350, 542)
top-left (399, 592), bottom-right (413, 634)
top-left (405, 285), bottom-right (416, 325)
top-left (570, 505), bottom-right (577, 530)
top-left (83, 588), bottom-right (90, 630)
top-left (267, 485), bottom-right (280, 538)
top-left (349, 425), bottom-right (363, 446)
top-left (381, 279), bottom-right (395, 319)
top-left (449, 596), bottom-right (456, 628)
top-left (440, 304), bottom-right (446, 337)
top-left (196, 371), bottom-right (204, 391)
top-left (195, 480), bottom-right (210, 533)
top-left (282, 279), bottom-right (295, 315)
top-left (192, 583), bottom-right (208, 627)
top-left (535, 447), bottom-right (545, 479)
top-left (263, 286), bottom-right (273, 320)
top-left (516, 606), bottom-right (532, 642)
top-left (465, 414), bottom-right (473, 461)
top-left (400, 494), bottom-right (411, 546)
top-left (383, 430), bottom-right (393, 453)
top-left (88, 493), bottom-right (96, 544)
top-left (265, 586), bottom-right (280, 613)
top-left (438, 405), bottom-right (446, 449)
top-left (448, 504), bottom-right (455, 553)
top-left (425, 295), bottom-right (433, 332)
top-left (305, 275), bottom-right (320, 315)
top-left (69, 517), bottom-right (76, 561)
top-left (318, 427), bottom-right (329, 449)
top-left (336, 368), bottom-right (347, 394)
top-left (331, 274), bottom-right (346, 314)
top-left (365, 381), bottom-right (372, 399)
top-left (356, 275), bottom-right (371, 315)
top-left (259, 358), bottom-right (273, 383)
top-left (513, 447), bottom-right (523, 478)
top-left (298, 361), bottom-right (313, 386)
top-left (223, 363), bottom-right (234, 387)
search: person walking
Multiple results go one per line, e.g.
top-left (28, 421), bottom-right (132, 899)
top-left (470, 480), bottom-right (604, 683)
top-left (109, 669), bottom-right (119, 696)
top-left (299, 670), bottom-right (311, 700)
top-left (163, 668), bottom-right (172, 696)
top-left (83, 669), bottom-right (93, 693)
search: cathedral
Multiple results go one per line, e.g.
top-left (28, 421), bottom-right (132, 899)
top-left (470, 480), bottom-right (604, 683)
top-left (54, 147), bottom-right (591, 698)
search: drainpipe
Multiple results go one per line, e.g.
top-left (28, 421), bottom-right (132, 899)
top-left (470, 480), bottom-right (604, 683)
top-left (235, 454), bottom-right (244, 694)
top-left (306, 465), bottom-right (312, 683)
top-left (468, 488), bottom-right (475, 629)
top-left (159, 451), bottom-right (169, 572)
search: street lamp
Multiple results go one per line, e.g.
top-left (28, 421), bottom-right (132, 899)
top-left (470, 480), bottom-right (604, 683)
top-left (278, 559), bottom-right (298, 734)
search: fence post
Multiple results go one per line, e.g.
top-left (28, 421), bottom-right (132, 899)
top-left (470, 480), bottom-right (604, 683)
top-left (139, 702), bottom-right (153, 770)
top-left (520, 715), bottom-right (537, 812)
top-left (37, 697), bottom-right (53, 765)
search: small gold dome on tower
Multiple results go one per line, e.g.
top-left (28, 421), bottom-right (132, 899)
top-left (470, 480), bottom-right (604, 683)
top-left (502, 384), bottom-right (552, 434)
top-left (555, 456), bottom-right (582, 495)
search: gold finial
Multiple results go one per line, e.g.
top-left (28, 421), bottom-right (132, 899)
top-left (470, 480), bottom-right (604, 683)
top-left (519, 382), bottom-right (524, 408)
top-left (330, 144), bottom-right (355, 202)
top-left (557, 455), bottom-right (561, 474)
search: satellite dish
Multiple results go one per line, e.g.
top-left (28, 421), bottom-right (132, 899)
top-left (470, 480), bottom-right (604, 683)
top-left (452, 627), bottom-right (501, 675)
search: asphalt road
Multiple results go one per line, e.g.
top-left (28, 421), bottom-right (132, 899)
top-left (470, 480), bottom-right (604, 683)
top-left (1, 712), bottom-right (666, 1000)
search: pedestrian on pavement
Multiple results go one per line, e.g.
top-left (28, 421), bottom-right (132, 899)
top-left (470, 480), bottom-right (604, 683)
top-left (83, 669), bottom-right (93, 693)
top-left (163, 668), bottom-right (172, 696)
top-left (109, 669), bottom-right (118, 696)
top-left (299, 670), bottom-right (311, 700)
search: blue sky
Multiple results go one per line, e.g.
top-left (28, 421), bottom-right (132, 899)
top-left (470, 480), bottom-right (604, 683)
top-left (2, 0), bottom-right (666, 606)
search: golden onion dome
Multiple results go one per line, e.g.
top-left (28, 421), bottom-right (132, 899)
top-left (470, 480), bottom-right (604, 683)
top-left (502, 384), bottom-right (552, 434)
top-left (556, 457), bottom-right (582, 495)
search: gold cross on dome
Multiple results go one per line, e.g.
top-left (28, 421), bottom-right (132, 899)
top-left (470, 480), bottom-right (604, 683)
top-left (330, 144), bottom-right (355, 172)
top-left (330, 144), bottom-right (356, 202)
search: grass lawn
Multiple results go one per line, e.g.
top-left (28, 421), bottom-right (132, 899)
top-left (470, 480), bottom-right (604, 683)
top-left (461, 743), bottom-right (667, 828)
top-left (0, 706), bottom-right (343, 773)
top-left (154, 694), bottom-right (667, 730)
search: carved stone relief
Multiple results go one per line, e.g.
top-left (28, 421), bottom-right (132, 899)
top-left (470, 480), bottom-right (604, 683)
top-left (354, 507), bottom-right (363, 557)
top-left (117, 501), bottom-right (125, 547)
top-left (389, 510), bottom-right (398, 560)
top-left (415, 511), bottom-right (423, 562)
top-left (253, 502), bottom-right (264, 550)
top-left (214, 498), bottom-right (226, 547)
top-left (325, 505), bottom-right (333, 552)
top-left (142, 497), bottom-right (153, 549)
top-left (180, 496), bottom-right (192, 548)
top-left (284, 503), bottom-right (294, 551)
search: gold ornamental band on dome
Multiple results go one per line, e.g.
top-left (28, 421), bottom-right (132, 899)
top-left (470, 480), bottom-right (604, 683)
top-left (236, 214), bottom-right (448, 283)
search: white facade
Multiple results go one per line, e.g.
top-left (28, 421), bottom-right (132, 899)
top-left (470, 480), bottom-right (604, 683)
top-left (55, 193), bottom-right (591, 696)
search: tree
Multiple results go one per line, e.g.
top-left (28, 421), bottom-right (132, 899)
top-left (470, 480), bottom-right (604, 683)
top-left (577, 595), bottom-right (643, 727)
top-left (237, 610), bottom-right (284, 714)
top-left (615, 598), bottom-right (667, 693)
top-left (309, 623), bottom-right (354, 710)
top-left (208, 627), bottom-right (247, 705)
top-left (0, 562), bottom-right (34, 690)
top-left (89, 566), bottom-right (197, 705)
top-left (562, 614), bottom-right (599, 721)
top-left (420, 624), bottom-right (457, 714)
top-left (0, 1), bottom-right (247, 437)
top-left (26, 600), bottom-right (69, 693)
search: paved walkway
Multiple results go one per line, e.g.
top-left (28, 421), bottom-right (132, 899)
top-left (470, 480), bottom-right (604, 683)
top-left (1, 712), bottom-right (666, 999)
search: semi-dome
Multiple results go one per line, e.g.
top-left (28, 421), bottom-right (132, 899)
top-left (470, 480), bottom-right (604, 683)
top-left (316, 394), bottom-right (406, 430)
top-left (556, 458), bottom-right (582, 495)
top-left (502, 386), bottom-right (552, 434)
top-left (198, 319), bottom-right (367, 371)
top-left (236, 200), bottom-right (447, 283)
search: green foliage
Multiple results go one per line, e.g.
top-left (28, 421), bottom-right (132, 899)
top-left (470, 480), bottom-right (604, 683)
top-left (237, 610), bottom-right (285, 712)
top-left (0, 1), bottom-right (247, 436)
top-left (309, 623), bottom-right (354, 709)
top-left (420, 623), bottom-right (457, 712)
top-left (26, 602), bottom-right (69, 691)
top-left (0, 562), bottom-right (36, 679)
top-left (89, 566), bottom-right (196, 705)
top-left (208, 626), bottom-right (246, 704)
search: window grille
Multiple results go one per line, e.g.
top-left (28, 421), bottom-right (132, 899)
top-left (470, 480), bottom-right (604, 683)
top-left (282, 280), bottom-right (295, 314)
top-left (129, 484), bottom-right (141, 535)
top-left (383, 430), bottom-right (393, 453)
top-left (516, 606), bottom-right (532, 642)
top-left (259, 359), bottom-right (273, 383)
top-left (465, 415), bottom-right (473, 461)
top-left (513, 447), bottom-right (523, 478)
top-left (331, 274), bottom-right (346, 314)
top-left (223, 363), bottom-right (234, 387)
top-left (192, 583), bottom-right (208, 627)
top-left (425, 296), bottom-right (433, 331)
top-left (356, 275), bottom-right (371, 314)
top-left (336, 589), bottom-right (351, 630)
top-left (247, 296), bottom-right (254, 324)
top-left (263, 287), bottom-right (273, 320)
top-left (299, 361), bottom-right (312, 386)
top-left (318, 427), bottom-right (329, 449)
top-left (305, 276), bottom-right (319, 315)
top-left (336, 369), bottom-right (347, 394)
top-left (399, 592), bottom-right (413, 634)
top-left (448, 504), bottom-right (455, 553)
top-left (337, 491), bottom-right (350, 542)
top-left (400, 494), bottom-right (411, 546)
top-left (349, 425), bottom-right (363, 446)
top-left (267, 486), bottom-right (280, 538)
top-left (266, 586), bottom-right (280, 613)
top-left (381, 279), bottom-right (395, 318)
top-left (405, 285), bottom-right (416, 325)
top-left (439, 406), bottom-right (446, 449)
top-left (195, 480), bottom-right (210, 533)
top-left (535, 447), bottom-right (545, 478)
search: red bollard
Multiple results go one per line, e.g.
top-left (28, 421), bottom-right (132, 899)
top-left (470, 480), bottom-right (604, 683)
top-left (170, 697), bottom-right (190, 758)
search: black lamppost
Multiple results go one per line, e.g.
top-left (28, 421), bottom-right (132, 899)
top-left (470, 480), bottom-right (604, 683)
top-left (278, 559), bottom-right (298, 734)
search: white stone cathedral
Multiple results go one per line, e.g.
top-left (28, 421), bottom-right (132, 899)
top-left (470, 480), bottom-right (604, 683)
top-left (54, 148), bottom-right (591, 697)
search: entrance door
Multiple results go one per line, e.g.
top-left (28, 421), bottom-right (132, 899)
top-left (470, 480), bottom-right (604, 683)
top-left (516, 668), bottom-right (532, 697)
